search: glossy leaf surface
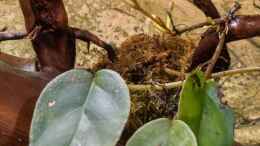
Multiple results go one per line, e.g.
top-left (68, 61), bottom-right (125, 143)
top-left (30, 69), bottom-right (130, 146)
top-left (126, 119), bottom-right (197, 146)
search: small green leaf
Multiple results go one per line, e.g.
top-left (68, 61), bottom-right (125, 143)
top-left (126, 119), bottom-right (197, 146)
top-left (177, 71), bottom-right (205, 135)
top-left (30, 69), bottom-right (130, 146)
top-left (177, 70), bottom-right (234, 146)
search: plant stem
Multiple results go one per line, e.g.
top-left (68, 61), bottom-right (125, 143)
top-left (71, 27), bottom-right (117, 62)
top-left (0, 32), bottom-right (27, 41)
top-left (128, 67), bottom-right (260, 91)
top-left (205, 30), bottom-right (226, 78)
top-left (124, 0), bottom-right (173, 34)
top-left (204, 2), bottom-right (241, 78)
top-left (177, 18), bottom-right (224, 34)
top-left (211, 67), bottom-right (260, 78)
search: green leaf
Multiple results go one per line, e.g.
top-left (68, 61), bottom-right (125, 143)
top-left (30, 69), bottom-right (130, 146)
top-left (126, 119), bottom-right (197, 146)
top-left (177, 70), bottom-right (234, 146)
top-left (177, 71), bottom-right (205, 135)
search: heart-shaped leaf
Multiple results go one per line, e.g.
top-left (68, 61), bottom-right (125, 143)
top-left (30, 69), bottom-right (130, 146)
top-left (126, 118), bottom-right (197, 146)
top-left (177, 70), bottom-right (234, 146)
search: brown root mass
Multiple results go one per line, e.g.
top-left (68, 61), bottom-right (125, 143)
top-left (108, 33), bottom-right (194, 84)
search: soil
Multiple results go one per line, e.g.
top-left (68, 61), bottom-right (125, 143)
top-left (0, 0), bottom-right (260, 145)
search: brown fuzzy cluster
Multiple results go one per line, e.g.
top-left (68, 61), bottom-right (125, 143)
top-left (108, 33), bottom-right (194, 83)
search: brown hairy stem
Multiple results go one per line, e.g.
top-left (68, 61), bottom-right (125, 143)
top-left (71, 27), bottom-right (117, 62)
